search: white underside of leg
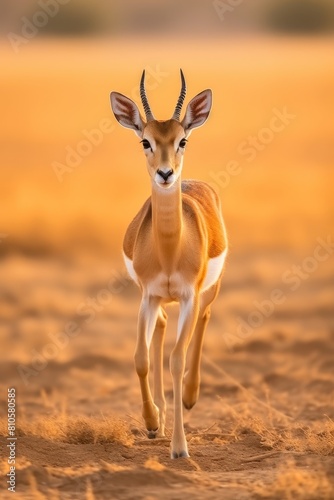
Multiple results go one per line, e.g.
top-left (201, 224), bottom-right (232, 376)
top-left (177, 298), bottom-right (194, 341)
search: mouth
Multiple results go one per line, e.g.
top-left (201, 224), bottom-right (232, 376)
top-left (158, 179), bottom-right (171, 186)
top-left (156, 181), bottom-right (174, 189)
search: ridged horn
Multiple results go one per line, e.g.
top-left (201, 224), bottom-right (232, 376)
top-left (172, 69), bottom-right (187, 121)
top-left (140, 70), bottom-right (154, 121)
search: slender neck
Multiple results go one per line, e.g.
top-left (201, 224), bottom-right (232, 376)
top-left (151, 178), bottom-right (183, 269)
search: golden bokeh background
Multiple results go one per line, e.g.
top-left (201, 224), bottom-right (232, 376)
top-left (0, 1), bottom-right (333, 498)
top-left (1, 1), bottom-right (333, 261)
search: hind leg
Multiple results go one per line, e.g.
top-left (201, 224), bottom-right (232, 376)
top-left (183, 279), bottom-right (221, 410)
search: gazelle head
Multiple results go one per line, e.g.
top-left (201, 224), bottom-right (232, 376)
top-left (110, 70), bottom-right (212, 190)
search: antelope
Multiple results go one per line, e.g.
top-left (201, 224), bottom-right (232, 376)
top-left (110, 70), bottom-right (227, 459)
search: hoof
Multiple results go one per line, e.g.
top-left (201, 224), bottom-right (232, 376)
top-left (182, 383), bottom-right (199, 411)
top-left (171, 450), bottom-right (190, 459)
top-left (183, 400), bottom-right (196, 410)
top-left (147, 429), bottom-right (158, 439)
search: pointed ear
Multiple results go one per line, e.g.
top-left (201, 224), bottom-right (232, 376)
top-left (110, 92), bottom-right (145, 137)
top-left (181, 89), bottom-right (212, 135)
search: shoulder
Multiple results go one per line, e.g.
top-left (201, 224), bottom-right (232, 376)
top-left (123, 197), bottom-right (152, 259)
top-left (182, 179), bottom-right (220, 206)
top-left (181, 179), bottom-right (221, 213)
top-left (181, 179), bottom-right (226, 258)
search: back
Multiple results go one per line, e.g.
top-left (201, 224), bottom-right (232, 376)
top-left (181, 179), bottom-right (227, 259)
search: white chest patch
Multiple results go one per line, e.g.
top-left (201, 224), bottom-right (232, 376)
top-left (123, 254), bottom-right (139, 285)
top-left (201, 249), bottom-right (227, 292)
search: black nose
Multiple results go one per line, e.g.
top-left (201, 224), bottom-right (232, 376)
top-left (157, 169), bottom-right (173, 181)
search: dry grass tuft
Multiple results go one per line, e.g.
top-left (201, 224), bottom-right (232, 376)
top-left (221, 401), bottom-right (283, 448)
top-left (144, 456), bottom-right (166, 471)
top-left (220, 400), bottom-right (334, 456)
top-left (16, 414), bottom-right (134, 446)
top-left (65, 417), bottom-right (95, 444)
top-left (302, 420), bottom-right (334, 455)
top-left (255, 459), bottom-right (334, 500)
top-left (261, 420), bottom-right (334, 456)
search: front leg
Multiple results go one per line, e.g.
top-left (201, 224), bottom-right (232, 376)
top-left (152, 308), bottom-right (168, 437)
top-left (170, 294), bottom-right (199, 458)
top-left (134, 295), bottom-right (161, 435)
top-left (183, 278), bottom-right (221, 410)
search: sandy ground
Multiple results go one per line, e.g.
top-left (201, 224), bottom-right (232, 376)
top-left (0, 250), bottom-right (333, 499)
top-left (0, 37), bottom-right (334, 498)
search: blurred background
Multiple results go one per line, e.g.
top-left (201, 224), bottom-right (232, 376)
top-left (0, 0), bottom-right (333, 260)
top-left (2, 0), bottom-right (334, 36)
top-left (0, 1), bottom-right (333, 496)
top-left (0, 0), bottom-right (333, 258)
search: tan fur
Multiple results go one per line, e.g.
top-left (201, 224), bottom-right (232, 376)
top-left (124, 179), bottom-right (227, 298)
top-left (111, 83), bottom-right (227, 459)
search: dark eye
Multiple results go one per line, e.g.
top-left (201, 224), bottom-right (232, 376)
top-left (179, 138), bottom-right (187, 149)
top-left (141, 139), bottom-right (152, 150)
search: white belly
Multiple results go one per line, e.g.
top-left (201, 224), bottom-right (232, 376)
top-left (123, 249), bottom-right (227, 296)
